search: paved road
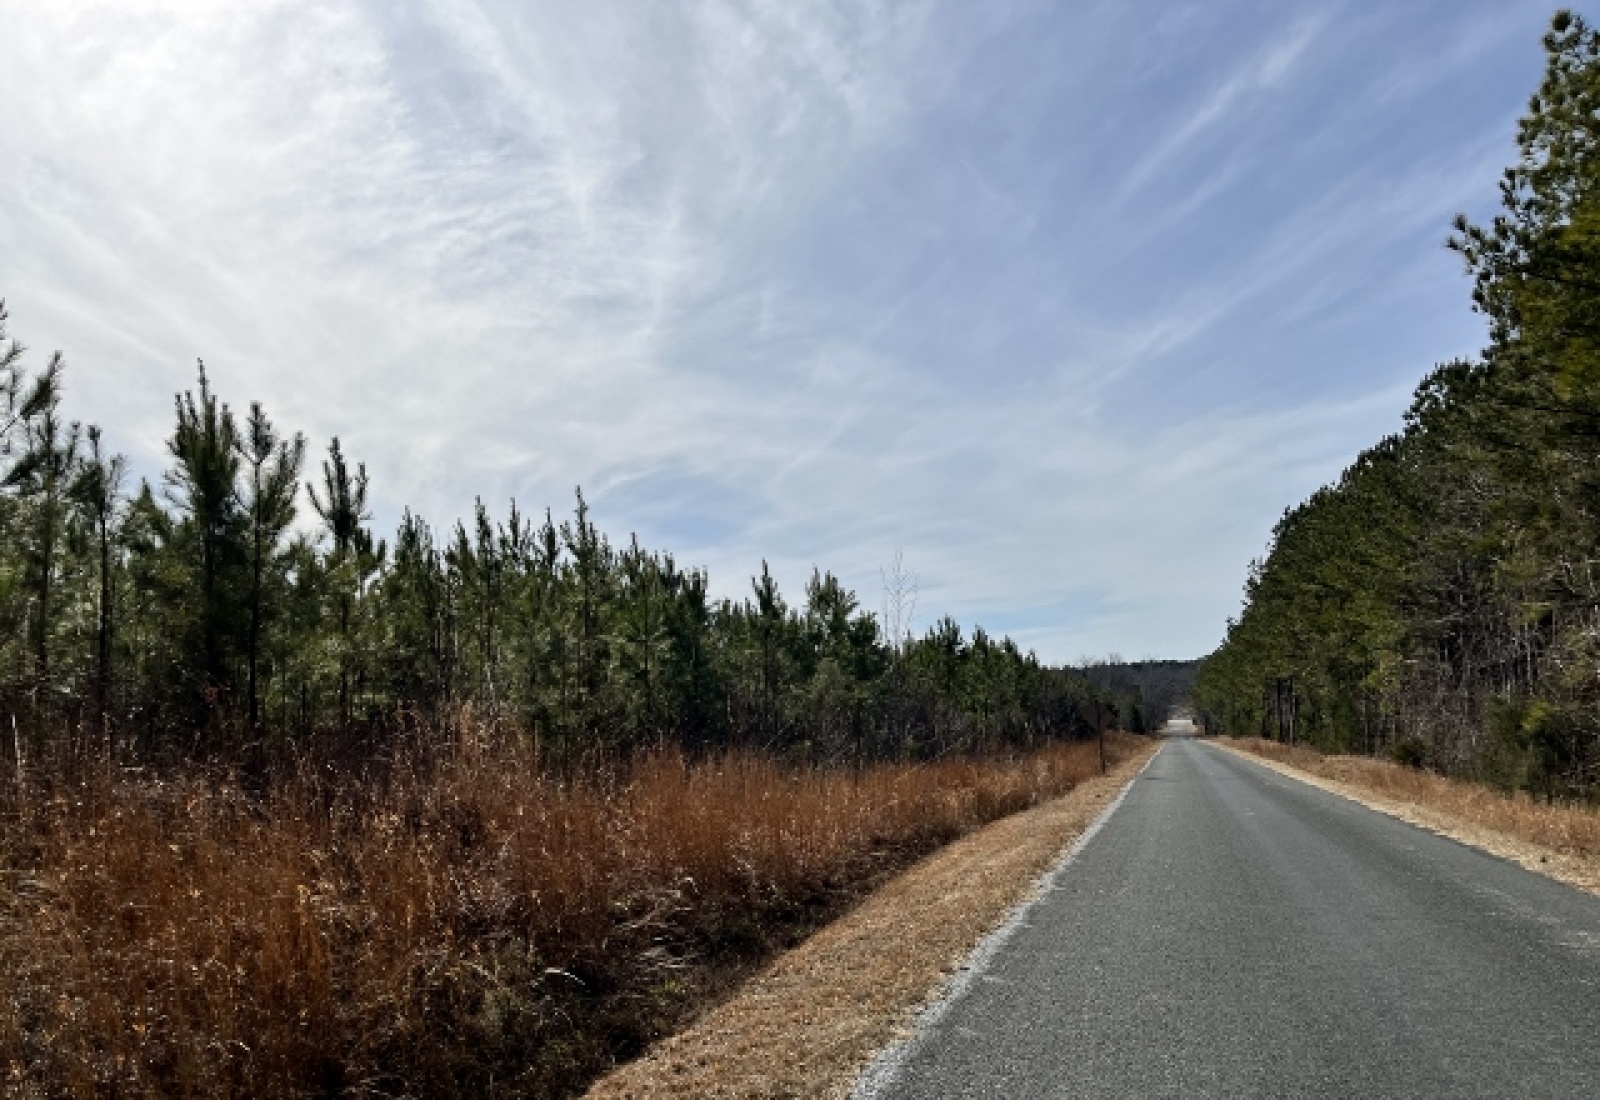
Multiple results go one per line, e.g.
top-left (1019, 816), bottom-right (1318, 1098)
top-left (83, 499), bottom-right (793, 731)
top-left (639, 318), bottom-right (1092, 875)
top-left (854, 736), bottom-right (1600, 1099)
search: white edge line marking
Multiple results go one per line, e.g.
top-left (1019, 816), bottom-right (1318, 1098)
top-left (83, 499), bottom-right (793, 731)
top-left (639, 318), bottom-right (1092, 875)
top-left (849, 744), bottom-right (1164, 1099)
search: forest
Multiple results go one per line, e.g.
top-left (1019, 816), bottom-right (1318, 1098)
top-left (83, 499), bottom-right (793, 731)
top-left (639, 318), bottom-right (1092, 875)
top-left (0, 276), bottom-right (1169, 1100)
top-left (1196, 11), bottom-right (1600, 799)
top-left (0, 333), bottom-right (1156, 771)
top-left (0, 275), bottom-right (1179, 1098)
top-left (1079, 658), bottom-right (1198, 731)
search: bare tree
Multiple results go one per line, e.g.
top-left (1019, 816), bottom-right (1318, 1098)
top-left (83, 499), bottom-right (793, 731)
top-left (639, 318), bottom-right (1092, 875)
top-left (880, 549), bottom-right (918, 654)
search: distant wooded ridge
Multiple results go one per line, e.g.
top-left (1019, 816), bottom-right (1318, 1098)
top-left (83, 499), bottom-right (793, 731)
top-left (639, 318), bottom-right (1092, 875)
top-left (1075, 659), bottom-right (1199, 728)
top-left (1198, 11), bottom-right (1600, 799)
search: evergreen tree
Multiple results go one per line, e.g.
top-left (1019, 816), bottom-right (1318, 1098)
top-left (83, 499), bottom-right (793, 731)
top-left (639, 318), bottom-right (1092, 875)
top-left (165, 362), bottom-right (245, 727)
top-left (1199, 12), bottom-right (1600, 794)
top-left (0, 306), bottom-right (1112, 766)
top-left (561, 488), bottom-right (611, 746)
top-left (3, 350), bottom-right (78, 704)
top-left (384, 509), bottom-right (452, 718)
top-left (750, 560), bottom-right (788, 747)
top-left (611, 536), bottom-right (671, 741)
top-left (70, 425), bottom-right (126, 737)
top-left (309, 436), bottom-right (383, 730)
top-left (237, 402), bottom-right (304, 728)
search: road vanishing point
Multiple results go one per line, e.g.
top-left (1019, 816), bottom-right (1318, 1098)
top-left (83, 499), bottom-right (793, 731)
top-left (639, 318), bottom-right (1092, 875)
top-left (853, 731), bottom-right (1600, 1099)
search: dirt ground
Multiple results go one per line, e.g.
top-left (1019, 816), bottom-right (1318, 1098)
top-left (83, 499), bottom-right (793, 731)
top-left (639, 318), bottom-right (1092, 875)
top-left (1209, 740), bottom-right (1600, 897)
top-left (583, 742), bottom-right (1159, 1100)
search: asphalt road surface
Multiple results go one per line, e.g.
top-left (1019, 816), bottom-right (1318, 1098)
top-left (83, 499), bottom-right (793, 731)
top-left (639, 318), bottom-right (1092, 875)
top-left (854, 735), bottom-right (1600, 1099)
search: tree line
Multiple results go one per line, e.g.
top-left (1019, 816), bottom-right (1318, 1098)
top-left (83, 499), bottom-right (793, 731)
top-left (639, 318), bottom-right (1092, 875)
top-left (0, 328), bottom-right (1141, 768)
top-left (1077, 658), bottom-right (1198, 733)
top-left (1196, 11), bottom-right (1600, 798)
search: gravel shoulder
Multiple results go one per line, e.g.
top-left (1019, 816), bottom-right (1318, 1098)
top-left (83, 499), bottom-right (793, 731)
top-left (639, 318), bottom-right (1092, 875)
top-left (582, 741), bottom-right (1159, 1100)
top-left (1206, 739), bottom-right (1600, 897)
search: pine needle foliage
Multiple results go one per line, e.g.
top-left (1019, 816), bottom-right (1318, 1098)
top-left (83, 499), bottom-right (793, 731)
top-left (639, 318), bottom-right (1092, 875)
top-left (0, 319), bottom-right (1128, 767)
top-left (1198, 11), bottom-right (1600, 798)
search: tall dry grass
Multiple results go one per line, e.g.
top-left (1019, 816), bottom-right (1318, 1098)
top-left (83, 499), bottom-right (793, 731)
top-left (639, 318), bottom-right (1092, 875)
top-left (1224, 737), bottom-right (1600, 858)
top-left (0, 734), bottom-right (1134, 1097)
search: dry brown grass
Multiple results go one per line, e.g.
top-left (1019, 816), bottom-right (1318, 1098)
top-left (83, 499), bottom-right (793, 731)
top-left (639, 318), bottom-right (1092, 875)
top-left (586, 735), bottom-right (1154, 1100)
top-left (0, 737), bottom-right (1120, 1098)
top-left (1218, 737), bottom-right (1600, 890)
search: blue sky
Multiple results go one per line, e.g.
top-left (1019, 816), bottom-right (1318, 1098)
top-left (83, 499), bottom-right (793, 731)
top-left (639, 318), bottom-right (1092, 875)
top-left (0, 0), bottom-right (1578, 661)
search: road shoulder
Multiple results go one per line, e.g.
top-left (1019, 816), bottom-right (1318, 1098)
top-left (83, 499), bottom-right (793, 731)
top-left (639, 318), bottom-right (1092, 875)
top-left (582, 741), bottom-right (1159, 1100)
top-left (1204, 739), bottom-right (1600, 897)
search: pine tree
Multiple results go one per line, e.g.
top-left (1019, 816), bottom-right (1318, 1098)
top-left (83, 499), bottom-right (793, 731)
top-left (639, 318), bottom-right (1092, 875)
top-left (613, 536), bottom-right (670, 742)
top-left (561, 489), bottom-right (611, 745)
top-left (309, 437), bottom-right (382, 731)
top-left (3, 350), bottom-right (79, 706)
top-left (165, 362), bottom-right (245, 727)
top-left (70, 425), bottom-right (126, 738)
top-left (237, 403), bottom-right (304, 729)
top-left (118, 480), bottom-right (180, 746)
top-left (661, 557), bottom-right (719, 747)
top-left (512, 509), bottom-right (562, 739)
top-left (385, 509), bottom-right (453, 717)
top-left (751, 560), bottom-right (787, 747)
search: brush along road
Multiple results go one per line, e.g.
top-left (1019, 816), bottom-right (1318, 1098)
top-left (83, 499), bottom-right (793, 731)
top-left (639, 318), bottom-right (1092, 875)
top-left (854, 734), bottom-right (1600, 1099)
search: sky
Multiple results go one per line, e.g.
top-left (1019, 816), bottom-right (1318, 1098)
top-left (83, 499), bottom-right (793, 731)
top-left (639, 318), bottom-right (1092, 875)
top-left (0, 0), bottom-right (1581, 662)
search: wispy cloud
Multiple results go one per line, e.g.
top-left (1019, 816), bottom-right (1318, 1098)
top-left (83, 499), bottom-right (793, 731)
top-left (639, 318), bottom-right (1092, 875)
top-left (1118, 12), bottom-right (1326, 198)
top-left (0, 0), bottom-right (1557, 661)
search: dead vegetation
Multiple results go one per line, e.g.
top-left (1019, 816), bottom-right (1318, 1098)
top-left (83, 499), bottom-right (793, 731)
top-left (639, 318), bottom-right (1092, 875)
top-left (1218, 737), bottom-right (1600, 891)
top-left (586, 735), bottom-right (1153, 1100)
top-left (0, 735), bottom-right (1128, 1098)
